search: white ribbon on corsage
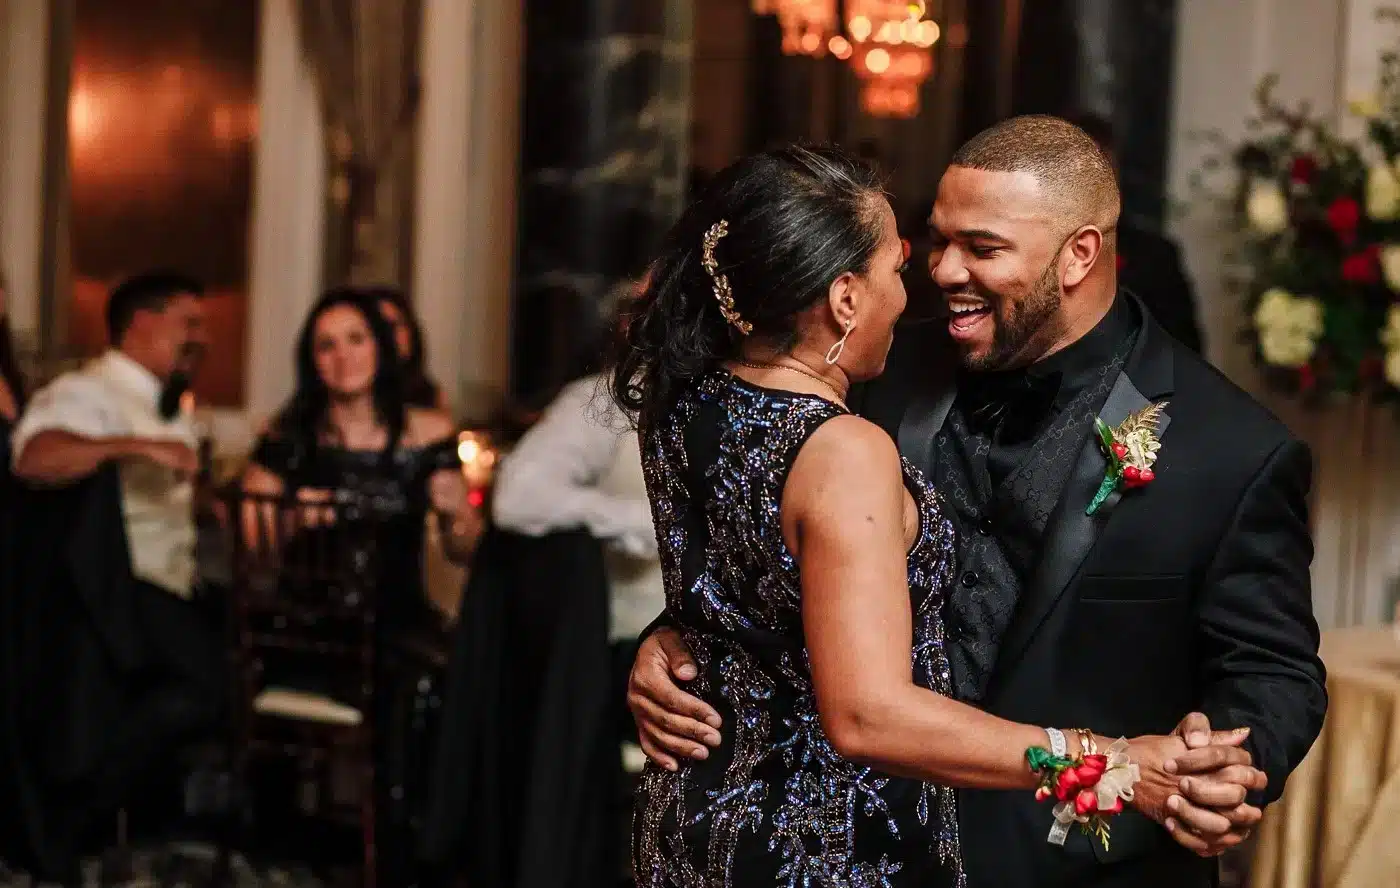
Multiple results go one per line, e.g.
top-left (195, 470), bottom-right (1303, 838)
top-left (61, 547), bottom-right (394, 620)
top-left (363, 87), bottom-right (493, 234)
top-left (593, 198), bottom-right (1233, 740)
top-left (1047, 738), bottom-right (1142, 846)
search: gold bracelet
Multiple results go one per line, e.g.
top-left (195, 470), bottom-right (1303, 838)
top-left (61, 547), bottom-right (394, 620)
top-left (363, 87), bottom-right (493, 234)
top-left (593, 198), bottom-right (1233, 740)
top-left (1072, 728), bottom-right (1097, 757)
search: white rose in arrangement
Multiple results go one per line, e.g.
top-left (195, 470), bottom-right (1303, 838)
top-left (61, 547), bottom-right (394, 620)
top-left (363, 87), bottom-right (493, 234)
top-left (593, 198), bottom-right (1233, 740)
top-left (1244, 179), bottom-right (1289, 234)
top-left (1253, 288), bottom-right (1324, 368)
top-left (1386, 349), bottom-right (1400, 390)
top-left (1367, 162), bottom-right (1400, 220)
top-left (1381, 245), bottom-right (1400, 291)
top-left (1259, 330), bottom-right (1318, 367)
top-left (1381, 305), bottom-right (1400, 388)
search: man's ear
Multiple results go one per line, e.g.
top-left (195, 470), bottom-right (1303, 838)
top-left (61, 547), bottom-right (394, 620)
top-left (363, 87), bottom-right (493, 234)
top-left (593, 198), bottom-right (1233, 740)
top-left (1063, 226), bottom-right (1104, 288)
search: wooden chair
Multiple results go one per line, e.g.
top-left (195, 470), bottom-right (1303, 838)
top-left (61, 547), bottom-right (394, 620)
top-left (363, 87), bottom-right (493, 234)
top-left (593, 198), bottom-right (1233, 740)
top-left (219, 487), bottom-right (390, 887)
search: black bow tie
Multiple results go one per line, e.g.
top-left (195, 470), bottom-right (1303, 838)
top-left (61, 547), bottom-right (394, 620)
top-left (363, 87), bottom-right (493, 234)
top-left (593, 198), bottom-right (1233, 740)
top-left (961, 370), bottom-right (1062, 442)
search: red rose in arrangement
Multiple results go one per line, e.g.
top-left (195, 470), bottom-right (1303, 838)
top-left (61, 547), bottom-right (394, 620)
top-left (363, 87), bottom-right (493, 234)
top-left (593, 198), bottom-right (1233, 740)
top-left (1327, 196), bottom-right (1361, 244)
top-left (1341, 246), bottom-right (1380, 284)
top-left (1290, 154), bottom-right (1317, 184)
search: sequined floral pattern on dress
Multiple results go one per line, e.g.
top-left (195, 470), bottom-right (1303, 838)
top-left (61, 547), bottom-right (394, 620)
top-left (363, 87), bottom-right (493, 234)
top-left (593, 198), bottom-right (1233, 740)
top-left (632, 370), bottom-right (965, 888)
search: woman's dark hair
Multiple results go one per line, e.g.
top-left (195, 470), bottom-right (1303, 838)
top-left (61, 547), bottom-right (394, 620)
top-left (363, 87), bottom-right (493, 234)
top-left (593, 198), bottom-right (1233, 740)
top-left (274, 286), bottom-right (406, 464)
top-left (364, 286), bottom-right (440, 408)
top-left (611, 144), bottom-right (885, 430)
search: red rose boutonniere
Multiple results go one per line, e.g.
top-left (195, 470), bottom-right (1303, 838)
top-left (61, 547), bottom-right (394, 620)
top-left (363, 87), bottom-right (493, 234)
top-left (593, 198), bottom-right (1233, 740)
top-left (1086, 401), bottom-right (1168, 516)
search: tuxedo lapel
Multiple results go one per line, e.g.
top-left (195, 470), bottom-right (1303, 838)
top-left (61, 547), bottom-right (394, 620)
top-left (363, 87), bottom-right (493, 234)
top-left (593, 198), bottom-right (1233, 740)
top-left (896, 386), bottom-right (956, 476)
top-left (993, 307), bottom-right (1175, 678)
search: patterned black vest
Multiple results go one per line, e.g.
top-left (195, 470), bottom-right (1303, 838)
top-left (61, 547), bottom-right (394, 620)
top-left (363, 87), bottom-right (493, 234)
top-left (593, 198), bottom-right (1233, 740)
top-left (935, 339), bottom-right (1133, 702)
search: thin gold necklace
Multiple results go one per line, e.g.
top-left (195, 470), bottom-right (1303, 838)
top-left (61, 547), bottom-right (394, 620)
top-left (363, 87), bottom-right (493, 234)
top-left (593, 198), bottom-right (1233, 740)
top-left (734, 359), bottom-right (847, 407)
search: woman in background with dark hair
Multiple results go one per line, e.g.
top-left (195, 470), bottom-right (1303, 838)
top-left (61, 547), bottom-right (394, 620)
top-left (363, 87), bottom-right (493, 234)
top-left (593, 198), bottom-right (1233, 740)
top-left (242, 287), bottom-right (481, 882)
top-left (242, 287), bottom-right (480, 628)
top-left (370, 287), bottom-right (445, 409)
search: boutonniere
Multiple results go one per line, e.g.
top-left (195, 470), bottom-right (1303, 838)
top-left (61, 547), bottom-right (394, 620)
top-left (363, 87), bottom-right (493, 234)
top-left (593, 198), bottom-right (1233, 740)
top-left (1086, 401), bottom-right (1168, 516)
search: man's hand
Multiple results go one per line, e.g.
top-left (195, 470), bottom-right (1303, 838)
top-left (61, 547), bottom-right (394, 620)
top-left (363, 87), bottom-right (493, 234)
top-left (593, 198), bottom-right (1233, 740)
top-left (628, 627), bottom-right (722, 771)
top-left (1126, 721), bottom-right (1253, 837)
top-left (132, 439), bottom-right (199, 476)
top-left (1159, 712), bottom-right (1267, 857)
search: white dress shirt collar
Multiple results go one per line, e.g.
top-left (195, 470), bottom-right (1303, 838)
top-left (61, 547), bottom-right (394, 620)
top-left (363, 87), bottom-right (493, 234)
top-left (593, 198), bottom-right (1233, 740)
top-left (96, 349), bottom-right (163, 404)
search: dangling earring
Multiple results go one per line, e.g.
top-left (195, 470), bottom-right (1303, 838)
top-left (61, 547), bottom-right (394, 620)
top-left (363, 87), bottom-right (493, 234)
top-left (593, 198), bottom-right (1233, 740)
top-left (826, 320), bottom-right (853, 365)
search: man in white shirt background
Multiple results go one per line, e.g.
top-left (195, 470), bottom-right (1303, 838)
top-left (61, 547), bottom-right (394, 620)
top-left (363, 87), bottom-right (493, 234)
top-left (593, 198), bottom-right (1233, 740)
top-left (11, 271), bottom-right (221, 846)
top-left (493, 275), bottom-right (662, 654)
top-left (493, 372), bottom-right (660, 635)
top-left (492, 367), bottom-right (661, 779)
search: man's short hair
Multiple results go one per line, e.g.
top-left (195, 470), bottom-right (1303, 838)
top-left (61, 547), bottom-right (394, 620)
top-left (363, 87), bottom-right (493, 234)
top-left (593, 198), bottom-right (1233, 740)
top-left (1061, 110), bottom-right (1116, 156)
top-left (948, 114), bottom-right (1120, 235)
top-left (106, 270), bottom-right (205, 344)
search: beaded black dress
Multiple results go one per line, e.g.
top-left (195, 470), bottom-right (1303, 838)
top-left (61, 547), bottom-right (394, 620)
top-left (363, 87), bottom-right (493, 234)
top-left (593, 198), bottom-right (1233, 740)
top-left (632, 370), bottom-right (965, 888)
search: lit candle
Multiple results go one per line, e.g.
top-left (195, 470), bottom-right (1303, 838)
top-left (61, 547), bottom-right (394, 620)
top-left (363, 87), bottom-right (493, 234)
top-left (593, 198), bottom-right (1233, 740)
top-left (457, 430), bottom-right (499, 493)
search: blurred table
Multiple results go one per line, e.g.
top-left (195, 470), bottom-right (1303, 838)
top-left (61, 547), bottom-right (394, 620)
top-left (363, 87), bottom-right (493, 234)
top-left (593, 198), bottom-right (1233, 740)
top-left (1251, 626), bottom-right (1400, 887)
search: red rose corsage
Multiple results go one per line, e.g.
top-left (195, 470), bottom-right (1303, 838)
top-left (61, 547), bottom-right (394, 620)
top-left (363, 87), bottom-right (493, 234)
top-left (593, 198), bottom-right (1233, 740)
top-left (1026, 737), bottom-right (1140, 850)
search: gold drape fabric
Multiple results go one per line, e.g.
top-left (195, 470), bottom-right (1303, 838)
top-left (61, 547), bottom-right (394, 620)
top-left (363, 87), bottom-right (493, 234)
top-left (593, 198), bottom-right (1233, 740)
top-left (1251, 627), bottom-right (1400, 887)
top-left (296, 0), bottom-right (422, 286)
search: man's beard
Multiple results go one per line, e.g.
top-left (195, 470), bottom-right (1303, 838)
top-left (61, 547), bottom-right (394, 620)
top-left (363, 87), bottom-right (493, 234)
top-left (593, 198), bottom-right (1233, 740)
top-left (956, 258), bottom-right (1062, 372)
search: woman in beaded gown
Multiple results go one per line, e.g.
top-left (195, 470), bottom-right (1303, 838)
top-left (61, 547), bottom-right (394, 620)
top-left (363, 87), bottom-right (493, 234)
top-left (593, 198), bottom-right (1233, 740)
top-left (613, 147), bottom-right (1108, 887)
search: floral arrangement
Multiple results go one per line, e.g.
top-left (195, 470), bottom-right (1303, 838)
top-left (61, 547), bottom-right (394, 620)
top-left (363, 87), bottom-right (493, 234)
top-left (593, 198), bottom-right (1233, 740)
top-left (1198, 19), bottom-right (1400, 403)
top-left (1027, 739), bottom-right (1140, 850)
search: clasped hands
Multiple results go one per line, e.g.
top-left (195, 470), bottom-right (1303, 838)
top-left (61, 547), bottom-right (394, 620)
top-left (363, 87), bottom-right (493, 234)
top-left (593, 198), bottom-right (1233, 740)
top-left (628, 628), bottom-right (1265, 859)
top-left (1126, 712), bottom-right (1266, 857)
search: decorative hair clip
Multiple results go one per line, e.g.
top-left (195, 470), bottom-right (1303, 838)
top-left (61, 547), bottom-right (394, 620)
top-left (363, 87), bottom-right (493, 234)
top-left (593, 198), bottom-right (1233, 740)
top-left (701, 220), bottom-right (752, 335)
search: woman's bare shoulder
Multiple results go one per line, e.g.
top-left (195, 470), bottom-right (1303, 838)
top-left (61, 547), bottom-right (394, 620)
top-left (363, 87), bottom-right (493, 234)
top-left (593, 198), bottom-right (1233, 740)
top-left (804, 413), bottom-right (901, 468)
top-left (404, 407), bottom-right (456, 447)
top-left (788, 413), bottom-right (903, 498)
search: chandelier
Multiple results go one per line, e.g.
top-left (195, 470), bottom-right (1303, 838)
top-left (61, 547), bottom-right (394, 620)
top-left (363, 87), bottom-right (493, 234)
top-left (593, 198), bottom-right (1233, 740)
top-left (751, 0), bottom-right (838, 57)
top-left (839, 0), bottom-right (940, 118)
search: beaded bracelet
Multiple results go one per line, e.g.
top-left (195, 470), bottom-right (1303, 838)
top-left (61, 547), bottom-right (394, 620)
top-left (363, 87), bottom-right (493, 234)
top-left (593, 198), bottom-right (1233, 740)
top-left (1026, 736), bottom-right (1141, 849)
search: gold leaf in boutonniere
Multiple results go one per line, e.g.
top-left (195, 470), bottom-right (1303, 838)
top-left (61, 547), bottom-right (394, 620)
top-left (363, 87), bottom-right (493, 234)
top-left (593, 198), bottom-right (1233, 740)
top-left (1086, 401), bottom-right (1168, 516)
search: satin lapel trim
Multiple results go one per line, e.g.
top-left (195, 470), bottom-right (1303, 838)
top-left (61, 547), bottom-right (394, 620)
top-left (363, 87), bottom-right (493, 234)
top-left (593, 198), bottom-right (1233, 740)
top-left (896, 385), bottom-right (956, 476)
top-left (993, 371), bottom-right (1170, 674)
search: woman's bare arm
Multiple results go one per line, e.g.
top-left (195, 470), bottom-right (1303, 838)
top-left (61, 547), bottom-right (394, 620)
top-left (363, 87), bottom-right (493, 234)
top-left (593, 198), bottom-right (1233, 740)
top-left (785, 415), bottom-right (1046, 790)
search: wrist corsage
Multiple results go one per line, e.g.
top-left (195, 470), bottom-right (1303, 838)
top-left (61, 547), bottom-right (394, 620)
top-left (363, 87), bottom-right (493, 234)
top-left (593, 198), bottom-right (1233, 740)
top-left (1026, 735), bottom-right (1140, 850)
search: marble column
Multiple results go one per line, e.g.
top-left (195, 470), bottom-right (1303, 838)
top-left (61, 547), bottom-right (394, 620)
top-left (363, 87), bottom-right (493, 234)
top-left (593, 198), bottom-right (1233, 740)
top-left (1008, 0), bottom-right (1178, 227)
top-left (513, 0), bottom-right (692, 405)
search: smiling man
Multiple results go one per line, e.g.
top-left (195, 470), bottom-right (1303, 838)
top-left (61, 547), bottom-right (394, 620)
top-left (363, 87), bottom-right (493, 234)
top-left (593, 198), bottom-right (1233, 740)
top-left (623, 116), bottom-right (1326, 888)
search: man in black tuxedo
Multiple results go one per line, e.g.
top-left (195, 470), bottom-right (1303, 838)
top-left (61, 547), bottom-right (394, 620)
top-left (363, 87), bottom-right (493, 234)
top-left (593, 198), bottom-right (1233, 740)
top-left (625, 116), bottom-right (1325, 887)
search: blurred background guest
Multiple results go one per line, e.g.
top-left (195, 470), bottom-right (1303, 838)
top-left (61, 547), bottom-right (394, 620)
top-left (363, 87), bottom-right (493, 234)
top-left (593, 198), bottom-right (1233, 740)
top-left (239, 286), bottom-right (482, 883)
top-left (241, 286), bottom-right (482, 634)
top-left (492, 371), bottom-right (659, 659)
top-left (6, 271), bottom-right (218, 881)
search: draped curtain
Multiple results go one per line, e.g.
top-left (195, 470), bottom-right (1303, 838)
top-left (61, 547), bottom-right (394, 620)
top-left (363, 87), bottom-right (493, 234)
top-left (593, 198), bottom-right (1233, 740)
top-left (295, 0), bottom-right (423, 287)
